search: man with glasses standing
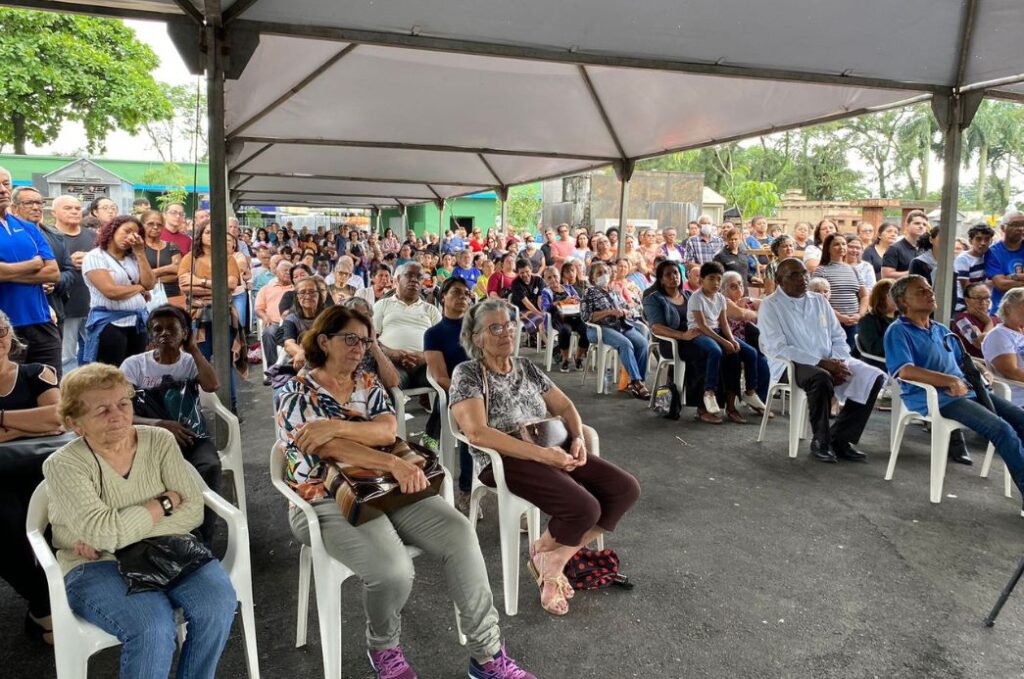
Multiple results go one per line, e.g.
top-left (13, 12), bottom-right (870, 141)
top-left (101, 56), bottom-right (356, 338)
top-left (759, 258), bottom-right (886, 463)
top-left (0, 167), bottom-right (62, 372)
top-left (161, 202), bottom-right (192, 254)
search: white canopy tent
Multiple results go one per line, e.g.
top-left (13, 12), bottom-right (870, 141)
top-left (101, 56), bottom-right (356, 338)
top-left (5, 0), bottom-right (1022, 395)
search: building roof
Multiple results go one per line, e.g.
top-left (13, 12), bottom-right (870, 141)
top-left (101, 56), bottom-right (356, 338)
top-left (702, 186), bottom-right (727, 206)
top-left (0, 154), bottom-right (210, 192)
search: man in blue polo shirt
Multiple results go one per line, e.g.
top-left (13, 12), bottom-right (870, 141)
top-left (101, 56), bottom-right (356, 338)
top-left (0, 167), bottom-right (61, 373)
top-left (884, 273), bottom-right (1024, 510)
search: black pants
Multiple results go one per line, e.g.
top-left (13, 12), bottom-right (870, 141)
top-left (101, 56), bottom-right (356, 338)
top-left (184, 437), bottom-right (222, 545)
top-left (793, 362), bottom-right (884, 447)
top-left (16, 322), bottom-right (62, 379)
top-left (261, 322), bottom-right (280, 368)
top-left (95, 323), bottom-right (147, 367)
top-left (0, 457), bottom-right (49, 617)
top-left (553, 315), bottom-right (590, 354)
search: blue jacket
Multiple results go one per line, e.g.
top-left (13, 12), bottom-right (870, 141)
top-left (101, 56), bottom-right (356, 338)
top-left (643, 290), bottom-right (689, 332)
top-left (79, 307), bottom-right (148, 364)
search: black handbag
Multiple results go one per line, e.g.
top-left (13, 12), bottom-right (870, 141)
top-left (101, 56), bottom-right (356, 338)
top-left (115, 534), bottom-right (214, 594)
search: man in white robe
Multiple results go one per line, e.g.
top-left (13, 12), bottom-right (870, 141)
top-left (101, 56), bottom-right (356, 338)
top-left (759, 258), bottom-right (886, 463)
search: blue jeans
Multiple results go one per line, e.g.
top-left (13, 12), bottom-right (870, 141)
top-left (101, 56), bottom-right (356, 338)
top-left (231, 292), bottom-right (248, 331)
top-left (692, 335), bottom-right (767, 396)
top-left (939, 394), bottom-right (1024, 495)
top-left (587, 325), bottom-right (648, 381)
top-left (64, 560), bottom-right (236, 679)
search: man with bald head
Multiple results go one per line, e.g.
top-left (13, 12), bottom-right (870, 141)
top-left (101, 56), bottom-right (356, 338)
top-left (51, 194), bottom-right (97, 372)
top-left (758, 257), bottom-right (885, 463)
top-left (0, 167), bottom-right (61, 372)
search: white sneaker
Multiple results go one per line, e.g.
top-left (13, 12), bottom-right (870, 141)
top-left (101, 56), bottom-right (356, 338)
top-left (740, 391), bottom-right (767, 413)
top-left (703, 392), bottom-right (721, 415)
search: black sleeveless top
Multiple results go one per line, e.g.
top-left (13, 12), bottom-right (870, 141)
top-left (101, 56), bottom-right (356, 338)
top-left (0, 363), bottom-right (57, 410)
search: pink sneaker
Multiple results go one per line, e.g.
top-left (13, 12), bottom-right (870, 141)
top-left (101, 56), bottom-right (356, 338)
top-left (368, 646), bottom-right (418, 679)
top-left (469, 645), bottom-right (536, 679)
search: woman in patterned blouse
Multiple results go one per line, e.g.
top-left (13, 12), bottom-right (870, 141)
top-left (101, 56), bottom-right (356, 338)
top-left (275, 306), bottom-right (533, 679)
top-left (581, 261), bottom-right (651, 399)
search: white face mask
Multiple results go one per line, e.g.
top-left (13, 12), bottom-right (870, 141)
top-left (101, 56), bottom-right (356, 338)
top-left (596, 273), bottom-right (611, 287)
top-left (699, 224), bottom-right (713, 237)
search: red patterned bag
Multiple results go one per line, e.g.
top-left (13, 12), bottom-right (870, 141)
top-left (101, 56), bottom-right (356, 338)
top-left (563, 548), bottom-right (631, 591)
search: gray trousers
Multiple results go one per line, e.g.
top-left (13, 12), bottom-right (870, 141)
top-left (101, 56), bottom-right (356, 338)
top-left (289, 495), bottom-right (501, 659)
top-left (61, 316), bottom-right (85, 372)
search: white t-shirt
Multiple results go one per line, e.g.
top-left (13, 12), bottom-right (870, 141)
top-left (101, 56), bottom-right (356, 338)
top-left (120, 351), bottom-right (199, 390)
top-left (686, 289), bottom-right (726, 332)
top-left (373, 296), bottom-right (442, 352)
top-left (803, 244), bottom-right (823, 264)
top-left (982, 325), bottom-right (1024, 405)
top-left (82, 249), bottom-right (146, 327)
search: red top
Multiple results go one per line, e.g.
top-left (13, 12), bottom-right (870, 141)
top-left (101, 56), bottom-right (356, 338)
top-left (160, 228), bottom-right (192, 255)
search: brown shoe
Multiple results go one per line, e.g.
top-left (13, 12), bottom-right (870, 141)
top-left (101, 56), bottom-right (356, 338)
top-left (726, 409), bottom-right (747, 424)
top-left (697, 409), bottom-right (723, 424)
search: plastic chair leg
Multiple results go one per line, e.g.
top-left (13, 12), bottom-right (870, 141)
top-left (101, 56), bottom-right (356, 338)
top-left (313, 559), bottom-right (345, 679)
top-left (296, 545), bottom-right (311, 647)
top-left (980, 442), bottom-right (996, 478)
top-left (788, 389), bottom-right (806, 458)
top-left (497, 498), bottom-right (523, 616)
top-left (238, 590), bottom-right (261, 679)
top-left (756, 385), bottom-right (781, 442)
top-left (526, 506), bottom-right (541, 545)
top-left (54, 646), bottom-right (89, 679)
top-left (929, 424), bottom-right (951, 504)
top-left (885, 417), bottom-right (910, 481)
top-left (1005, 462), bottom-right (1014, 498)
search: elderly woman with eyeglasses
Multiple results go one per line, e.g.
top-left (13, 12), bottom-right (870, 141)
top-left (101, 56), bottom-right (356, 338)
top-left (450, 299), bottom-right (640, 616)
top-left (276, 305), bottom-right (534, 679)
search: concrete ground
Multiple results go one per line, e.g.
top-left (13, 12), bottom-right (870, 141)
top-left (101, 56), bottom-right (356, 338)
top-left (4, 359), bottom-right (1024, 678)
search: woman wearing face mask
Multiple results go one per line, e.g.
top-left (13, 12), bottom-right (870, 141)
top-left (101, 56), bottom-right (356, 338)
top-left (581, 261), bottom-right (650, 399)
top-left (540, 265), bottom-right (589, 372)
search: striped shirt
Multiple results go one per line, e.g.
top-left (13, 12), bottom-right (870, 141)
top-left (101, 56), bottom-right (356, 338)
top-left (82, 248), bottom-right (147, 327)
top-left (815, 262), bottom-right (863, 315)
top-left (953, 251), bottom-right (987, 312)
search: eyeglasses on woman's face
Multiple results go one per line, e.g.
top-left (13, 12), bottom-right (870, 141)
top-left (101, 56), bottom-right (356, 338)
top-left (477, 321), bottom-right (516, 337)
top-left (296, 290), bottom-right (319, 298)
top-left (329, 331), bottom-right (373, 348)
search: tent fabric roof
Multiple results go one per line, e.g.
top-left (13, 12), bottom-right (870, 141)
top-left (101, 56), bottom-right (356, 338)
top-left (8, 1), bottom-right (1024, 208)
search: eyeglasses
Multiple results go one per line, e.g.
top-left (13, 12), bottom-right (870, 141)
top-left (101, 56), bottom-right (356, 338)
top-left (329, 331), bottom-right (373, 348)
top-left (296, 290), bottom-right (319, 297)
top-left (477, 321), bottom-right (517, 337)
top-left (967, 295), bottom-right (992, 302)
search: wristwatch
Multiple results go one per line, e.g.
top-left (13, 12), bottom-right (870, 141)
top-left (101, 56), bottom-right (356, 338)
top-left (157, 495), bottom-right (174, 517)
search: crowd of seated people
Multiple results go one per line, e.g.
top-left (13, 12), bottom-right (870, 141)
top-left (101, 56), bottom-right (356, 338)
top-left (9, 162), bottom-right (1024, 678)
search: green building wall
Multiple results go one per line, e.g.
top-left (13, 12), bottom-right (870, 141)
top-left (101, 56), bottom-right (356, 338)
top-left (380, 196), bottom-right (499, 237)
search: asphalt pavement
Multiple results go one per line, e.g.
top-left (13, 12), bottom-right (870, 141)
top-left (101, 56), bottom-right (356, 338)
top-left (3, 356), bottom-right (1024, 678)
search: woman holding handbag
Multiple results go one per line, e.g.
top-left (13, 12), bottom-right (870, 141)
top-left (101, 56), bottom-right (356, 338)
top-left (275, 305), bottom-right (535, 679)
top-left (42, 364), bottom-right (237, 679)
top-left (450, 299), bottom-right (640, 616)
top-left (539, 265), bottom-right (589, 372)
top-left (581, 260), bottom-right (650, 399)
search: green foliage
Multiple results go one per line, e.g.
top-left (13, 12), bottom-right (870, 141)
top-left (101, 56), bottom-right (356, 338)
top-left (0, 8), bottom-right (171, 154)
top-left (140, 163), bottom-right (189, 211)
top-left (244, 206), bottom-right (262, 226)
top-left (729, 178), bottom-right (781, 220)
top-left (501, 185), bottom-right (542, 231)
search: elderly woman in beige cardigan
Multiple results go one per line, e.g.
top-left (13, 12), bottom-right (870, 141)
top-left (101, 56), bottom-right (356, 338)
top-left (42, 364), bottom-right (236, 679)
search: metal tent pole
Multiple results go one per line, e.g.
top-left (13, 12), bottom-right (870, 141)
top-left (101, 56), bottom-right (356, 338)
top-left (206, 20), bottom-right (232, 407)
top-left (497, 186), bottom-right (508, 234)
top-left (615, 160), bottom-right (634, 259)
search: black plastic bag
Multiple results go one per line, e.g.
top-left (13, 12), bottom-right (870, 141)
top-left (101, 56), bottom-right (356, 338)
top-left (115, 534), bottom-right (214, 594)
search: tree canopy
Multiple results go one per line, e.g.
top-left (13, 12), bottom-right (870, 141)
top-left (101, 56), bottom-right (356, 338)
top-left (0, 8), bottom-right (171, 154)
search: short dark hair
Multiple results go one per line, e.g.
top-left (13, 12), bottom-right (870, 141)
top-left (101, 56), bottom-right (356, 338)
top-left (769, 234), bottom-right (792, 256)
top-left (439, 275), bottom-right (470, 300)
top-left (515, 258), bottom-right (531, 271)
top-left (300, 306), bottom-right (373, 370)
top-left (964, 281), bottom-right (989, 301)
top-left (967, 224), bottom-right (994, 240)
top-left (699, 261), bottom-right (724, 278)
top-left (147, 304), bottom-right (191, 343)
top-left (290, 263), bottom-right (314, 283)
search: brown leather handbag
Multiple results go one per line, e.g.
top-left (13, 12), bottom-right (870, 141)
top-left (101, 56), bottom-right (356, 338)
top-left (325, 438), bottom-right (445, 526)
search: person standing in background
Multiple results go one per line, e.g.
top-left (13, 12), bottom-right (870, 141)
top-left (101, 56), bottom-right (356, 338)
top-left (160, 202), bottom-right (192, 255)
top-left (50, 196), bottom-right (96, 373)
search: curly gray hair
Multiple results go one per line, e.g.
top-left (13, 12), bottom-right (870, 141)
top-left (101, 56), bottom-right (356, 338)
top-left (997, 287), bottom-right (1024, 322)
top-left (460, 298), bottom-right (515, 360)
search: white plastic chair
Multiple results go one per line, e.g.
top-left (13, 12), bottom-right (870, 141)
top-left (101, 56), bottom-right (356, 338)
top-left (25, 469), bottom-right (261, 679)
top-left (648, 331), bottom-right (687, 408)
top-left (390, 386), bottom-right (436, 440)
top-left (448, 406), bottom-right (603, 615)
top-left (426, 371), bottom-right (457, 474)
top-left (886, 378), bottom-right (974, 503)
top-left (199, 389), bottom-right (248, 515)
top-left (270, 444), bottom-right (456, 677)
top-left (756, 357), bottom-right (810, 458)
top-left (581, 322), bottom-right (619, 394)
top-left (976, 366), bottom-right (1016, 499)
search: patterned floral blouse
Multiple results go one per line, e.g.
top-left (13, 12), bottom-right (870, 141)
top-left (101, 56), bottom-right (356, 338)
top-left (276, 370), bottom-right (394, 501)
top-left (581, 285), bottom-right (630, 327)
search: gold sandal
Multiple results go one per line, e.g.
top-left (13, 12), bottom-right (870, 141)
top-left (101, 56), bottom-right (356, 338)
top-left (530, 542), bottom-right (574, 599)
top-left (527, 555), bottom-right (569, 616)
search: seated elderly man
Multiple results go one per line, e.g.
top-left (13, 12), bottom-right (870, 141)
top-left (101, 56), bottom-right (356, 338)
top-left (374, 262), bottom-right (442, 390)
top-left (885, 275), bottom-right (1024, 505)
top-left (759, 258), bottom-right (886, 463)
top-left (255, 259), bottom-right (294, 378)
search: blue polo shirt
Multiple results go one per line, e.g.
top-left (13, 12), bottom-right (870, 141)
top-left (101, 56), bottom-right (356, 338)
top-left (883, 316), bottom-right (971, 414)
top-left (0, 213), bottom-right (55, 327)
top-left (985, 240), bottom-right (1024, 309)
top-left (423, 316), bottom-right (468, 375)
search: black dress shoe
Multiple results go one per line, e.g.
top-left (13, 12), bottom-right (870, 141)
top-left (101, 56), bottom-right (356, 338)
top-left (832, 442), bottom-right (868, 462)
top-left (810, 439), bottom-right (837, 463)
top-left (949, 449), bottom-right (973, 466)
